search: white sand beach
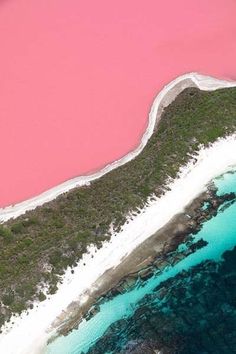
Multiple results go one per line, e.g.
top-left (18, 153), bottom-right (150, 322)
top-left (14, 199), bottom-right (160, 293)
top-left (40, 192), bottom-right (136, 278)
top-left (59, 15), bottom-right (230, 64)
top-left (0, 73), bottom-right (236, 354)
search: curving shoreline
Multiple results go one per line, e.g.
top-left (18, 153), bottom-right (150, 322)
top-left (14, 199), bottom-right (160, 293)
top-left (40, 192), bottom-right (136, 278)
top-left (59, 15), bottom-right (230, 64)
top-left (0, 73), bottom-right (236, 354)
top-left (1, 72), bottom-right (236, 223)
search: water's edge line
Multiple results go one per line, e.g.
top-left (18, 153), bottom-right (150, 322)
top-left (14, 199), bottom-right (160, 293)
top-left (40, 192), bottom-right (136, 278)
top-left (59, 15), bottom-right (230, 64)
top-left (1, 72), bottom-right (236, 223)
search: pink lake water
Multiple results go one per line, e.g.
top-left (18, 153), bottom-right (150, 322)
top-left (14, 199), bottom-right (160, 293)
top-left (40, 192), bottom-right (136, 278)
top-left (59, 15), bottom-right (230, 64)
top-left (0, 0), bottom-right (236, 207)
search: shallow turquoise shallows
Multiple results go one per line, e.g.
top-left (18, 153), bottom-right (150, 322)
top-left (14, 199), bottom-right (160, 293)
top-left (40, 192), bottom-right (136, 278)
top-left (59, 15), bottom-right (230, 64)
top-left (46, 169), bottom-right (236, 354)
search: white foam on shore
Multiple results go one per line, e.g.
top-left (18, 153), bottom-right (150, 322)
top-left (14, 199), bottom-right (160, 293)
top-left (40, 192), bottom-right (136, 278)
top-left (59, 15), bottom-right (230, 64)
top-left (1, 72), bottom-right (236, 223)
top-left (0, 73), bottom-right (236, 354)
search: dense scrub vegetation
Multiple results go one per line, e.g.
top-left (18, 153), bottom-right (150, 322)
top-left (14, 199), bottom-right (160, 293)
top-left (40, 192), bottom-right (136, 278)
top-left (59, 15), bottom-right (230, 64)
top-left (0, 87), bottom-right (236, 328)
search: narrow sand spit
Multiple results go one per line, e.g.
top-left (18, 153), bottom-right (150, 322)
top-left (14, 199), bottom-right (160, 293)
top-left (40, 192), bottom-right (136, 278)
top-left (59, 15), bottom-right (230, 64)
top-left (0, 72), bottom-right (236, 223)
top-left (0, 74), bottom-right (236, 354)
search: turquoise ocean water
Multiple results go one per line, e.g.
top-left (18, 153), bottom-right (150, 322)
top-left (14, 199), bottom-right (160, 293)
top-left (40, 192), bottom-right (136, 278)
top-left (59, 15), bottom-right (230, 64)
top-left (47, 169), bottom-right (236, 354)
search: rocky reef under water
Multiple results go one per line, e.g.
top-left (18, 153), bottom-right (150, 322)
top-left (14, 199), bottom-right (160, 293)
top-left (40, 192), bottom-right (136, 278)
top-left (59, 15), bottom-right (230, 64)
top-left (46, 171), bottom-right (236, 354)
top-left (85, 187), bottom-right (236, 354)
top-left (87, 245), bottom-right (236, 354)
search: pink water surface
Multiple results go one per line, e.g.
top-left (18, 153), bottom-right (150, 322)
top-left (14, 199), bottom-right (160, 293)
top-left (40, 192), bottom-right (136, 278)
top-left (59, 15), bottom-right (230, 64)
top-left (0, 0), bottom-right (236, 207)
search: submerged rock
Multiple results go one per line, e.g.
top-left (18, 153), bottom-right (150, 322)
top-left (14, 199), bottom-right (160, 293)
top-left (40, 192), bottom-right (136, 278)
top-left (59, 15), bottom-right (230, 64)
top-left (87, 243), bottom-right (236, 354)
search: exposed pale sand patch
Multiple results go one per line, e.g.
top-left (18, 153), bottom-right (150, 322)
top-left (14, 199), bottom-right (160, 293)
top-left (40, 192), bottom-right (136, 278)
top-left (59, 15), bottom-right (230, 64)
top-left (0, 74), bottom-right (236, 354)
top-left (1, 72), bottom-right (236, 223)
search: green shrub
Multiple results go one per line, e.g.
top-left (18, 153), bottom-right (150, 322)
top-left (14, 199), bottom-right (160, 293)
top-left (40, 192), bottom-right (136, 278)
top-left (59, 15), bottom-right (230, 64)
top-left (10, 302), bottom-right (25, 314)
top-left (2, 290), bottom-right (15, 306)
top-left (38, 292), bottom-right (46, 302)
top-left (11, 222), bottom-right (24, 234)
top-left (0, 225), bottom-right (13, 241)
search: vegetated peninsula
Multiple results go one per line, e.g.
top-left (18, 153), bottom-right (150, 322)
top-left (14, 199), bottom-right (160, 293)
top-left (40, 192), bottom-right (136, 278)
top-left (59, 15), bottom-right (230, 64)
top-left (0, 85), bottom-right (236, 331)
